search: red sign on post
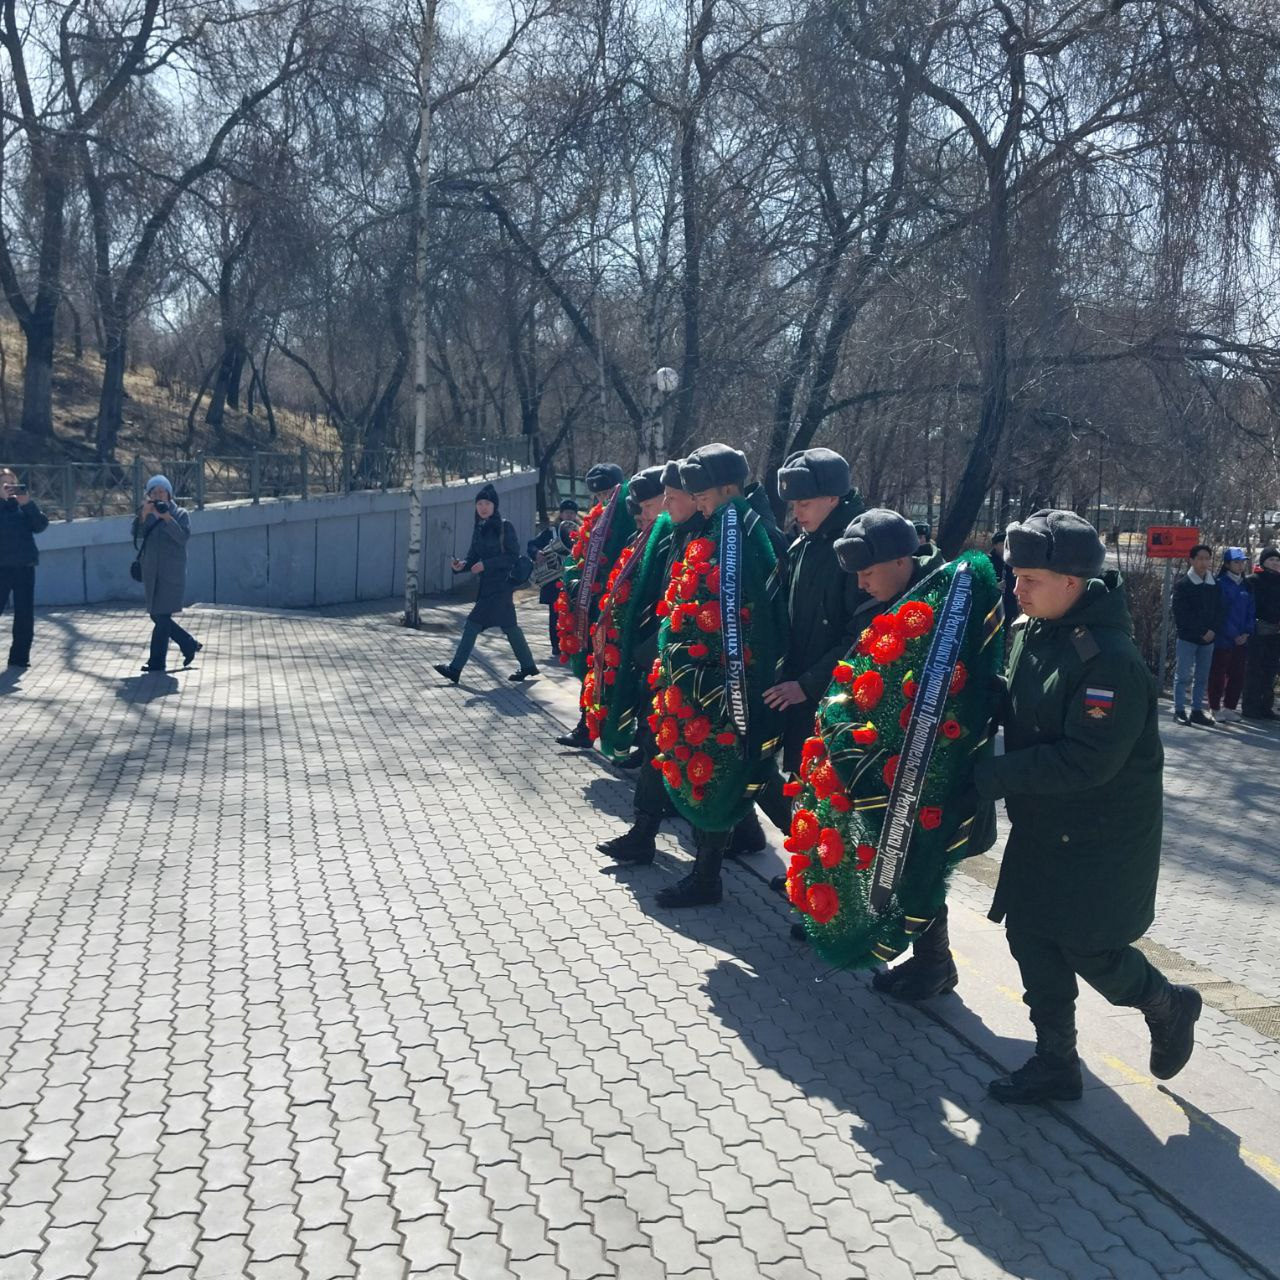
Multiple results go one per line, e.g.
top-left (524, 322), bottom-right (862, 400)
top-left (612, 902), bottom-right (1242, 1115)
top-left (1147, 526), bottom-right (1201, 559)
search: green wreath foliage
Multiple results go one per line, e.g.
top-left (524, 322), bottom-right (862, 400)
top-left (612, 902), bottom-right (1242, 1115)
top-left (585, 513), bottom-right (676, 761)
top-left (651, 498), bottom-right (789, 832)
top-left (554, 485), bottom-right (637, 682)
top-left (785, 550), bottom-right (1003, 969)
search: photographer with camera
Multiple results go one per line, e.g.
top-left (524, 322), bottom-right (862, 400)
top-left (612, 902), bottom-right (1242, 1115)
top-left (529, 499), bottom-right (581, 657)
top-left (132, 475), bottom-right (201, 673)
top-left (1, 467), bottom-right (50, 668)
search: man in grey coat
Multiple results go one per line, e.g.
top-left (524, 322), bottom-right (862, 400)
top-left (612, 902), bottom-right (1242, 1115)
top-left (132, 475), bottom-right (201, 672)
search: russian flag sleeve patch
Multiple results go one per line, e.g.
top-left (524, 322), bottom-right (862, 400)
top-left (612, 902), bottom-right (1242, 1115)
top-left (1084, 686), bottom-right (1116, 720)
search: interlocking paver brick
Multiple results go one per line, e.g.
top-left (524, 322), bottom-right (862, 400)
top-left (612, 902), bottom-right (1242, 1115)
top-left (0, 600), bottom-right (1272, 1280)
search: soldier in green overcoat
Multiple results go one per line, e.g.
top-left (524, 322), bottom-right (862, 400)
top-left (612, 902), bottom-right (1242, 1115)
top-left (975, 510), bottom-right (1202, 1105)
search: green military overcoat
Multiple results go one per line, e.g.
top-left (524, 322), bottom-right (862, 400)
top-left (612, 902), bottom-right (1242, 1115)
top-left (975, 572), bottom-right (1163, 951)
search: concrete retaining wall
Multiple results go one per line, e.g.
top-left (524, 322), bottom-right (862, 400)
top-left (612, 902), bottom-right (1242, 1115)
top-left (32, 471), bottom-right (539, 609)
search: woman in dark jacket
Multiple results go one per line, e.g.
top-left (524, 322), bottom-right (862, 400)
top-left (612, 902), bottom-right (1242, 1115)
top-left (435, 484), bottom-right (538, 685)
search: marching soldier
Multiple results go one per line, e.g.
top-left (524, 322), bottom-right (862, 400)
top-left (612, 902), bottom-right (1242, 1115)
top-left (977, 510), bottom-right (1200, 1104)
top-left (598, 460), bottom-right (706, 865)
top-left (555, 463), bottom-right (633, 748)
top-left (744, 449), bottom-right (865, 852)
top-left (648, 444), bottom-right (790, 908)
top-left (832, 509), bottom-right (996, 994)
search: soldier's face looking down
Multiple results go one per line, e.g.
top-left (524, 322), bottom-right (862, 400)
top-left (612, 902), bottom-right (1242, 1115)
top-left (637, 495), bottom-right (665, 531)
top-left (792, 495), bottom-right (839, 533)
top-left (663, 487), bottom-right (698, 524)
top-left (692, 484), bottom-right (741, 518)
top-left (857, 556), bottom-right (914, 603)
top-left (1013, 567), bottom-right (1086, 620)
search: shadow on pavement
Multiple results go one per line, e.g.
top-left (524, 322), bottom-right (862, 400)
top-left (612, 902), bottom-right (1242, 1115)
top-left (621, 870), bottom-right (1275, 1279)
top-left (0, 667), bottom-right (24, 695)
top-left (116, 672), bottom-right (181, 702)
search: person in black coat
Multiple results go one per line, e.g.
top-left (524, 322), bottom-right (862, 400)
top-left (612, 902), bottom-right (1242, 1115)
top-left (1243, 546), bottom-right (1280, 720)
top-left (434, 483), bottom-right (538, 685)
top-left (529, 500), bottom-right (581, 656)
top-left (733, 449), bottom-right (866, 857)
top-left (1, 468), bottom-right (50, 668)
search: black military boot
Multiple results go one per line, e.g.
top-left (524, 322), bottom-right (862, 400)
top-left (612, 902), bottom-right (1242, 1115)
top-left (555, 715), bottom-right (593, 749)
top-left (871, 907), bottom-right (959, 1000)
top-left (597, 815), bottom-right (659, 865)
top-left (1138, 978), bottom-right (1202, 1080)
top-left (655, 840), bottom-right (724, 908)
top-left (725, 810), bottom-right (767, 859)
top-left (988, 1016), bottom-right (1082, 1104)
top-left (987, 1052), bottom-right (1083, 1104)
top-left (434, 663), bottom-right (460, 685)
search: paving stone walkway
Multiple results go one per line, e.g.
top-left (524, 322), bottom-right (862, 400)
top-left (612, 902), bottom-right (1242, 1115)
top-left (0, 600), bottom-right (1274, 1279)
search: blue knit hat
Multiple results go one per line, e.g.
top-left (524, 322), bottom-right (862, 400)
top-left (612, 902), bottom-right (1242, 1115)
top-left (146, 475), bottom-right (173, 497)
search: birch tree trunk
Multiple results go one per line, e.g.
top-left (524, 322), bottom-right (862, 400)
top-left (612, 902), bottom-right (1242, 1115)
top-left (404, 0), bottom-right (440, 628)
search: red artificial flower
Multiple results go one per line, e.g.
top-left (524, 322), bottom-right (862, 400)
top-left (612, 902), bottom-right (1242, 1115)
top-left (783, 780), bottom-right (802, 798)
top-left (740, 607), bottom-right (752, 624)
top-left (666, 686), bottom-right (684, 712)
top-left (674, 745), bottom-right (691, 762)
top-left (817, 827), bottom-right (844, 869)
top-left (873, 613), bottom-right (902, 635)
top-left (685, 537), bottom-right (714, 563)
top-left (902, 676), bottom-right (917, 701)
top-left (829, 793), bottom-right (851, 813)
top-left (871, 631), bottom-right (907, 665)
top-left (852, 723), bottom-right (878, 747)
top-left (670, 609), bottom-right (685, 634)
top-left (896, 601), bottom-right (935, 639)
top-left (687, 752), bottom-right (715, 785)
top-left (855, 842), bottom-right (876, 870)
top-left (950, 662), bottom-right (968, 695)
top-left (678, 575), bottom-right (699, 601)
top-left (604, 644), bottom-right (622, 668)
top-left (684, 716), bottom-right (712, 746)
top-left (662, 760), bottom-right (683, 789)
top-left (784, 808), bottom-right (820, 853)
top-left (806, 883), bottom-right (839, 926)
top-left (716, 731), bottom-right (737, 746)
top-left (832, 663), bottom-right (854, 685)
top-left (856, 627), bottom-right (877, 656)
top-left (801, 736), bottom-right (827, 770)
top-left (614, 582), bottom-right (631, 604)
top-left (852, 671), bottom-right (885, 711)
top-left (706, 566), bottom-right (721, 594)
top-left (603, 671), bottom-right (616, 686)
top-left (941, 719), bottom-right (962, 740)
top-left (655, 600), bottom-right (670, 618)
top-left (677, 705), bottom-right (693, 719)
top-left (656, 718), bottom-right (680, 753)
top-left (647, 713), bottom-right (660, 733)
top-left (696, 601), bottom-right (722, 633)
top-left (688, 643), bottom-right (709, 658)
top-left (691, 785), bottom-right (707, 804)
top-left (919, 806), bottom-right (943, 830)
top-left (810, 760), bottom-right (843, 802)
top-left (899, 706), bottom-right (913, 730)
top-left (787, 873), bottom-right (809, 912)
top-left (883, 755), bottom-right (900, 787)
top-left (788, 853), bottom-right (812, 876)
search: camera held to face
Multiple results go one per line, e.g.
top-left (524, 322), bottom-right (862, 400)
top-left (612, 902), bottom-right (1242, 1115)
top-left (153, 500), bottom-right (169, 514)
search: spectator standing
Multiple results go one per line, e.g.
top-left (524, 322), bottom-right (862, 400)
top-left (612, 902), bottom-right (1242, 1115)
top-left (529, 499), bottom-right (580, 657)
top-left (132, 476), bottom-right (201, 673)
top-left (1208, 547), bottom-right (1255, 722)
top-left (1171, 544), bottom-right (1221, 726)
top-left (0, 468), bottom-right (50, 668)
top-left (434, 483), bottom-right (538, 686)
top-left (1243, 546), bottom-right (1280, 721)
